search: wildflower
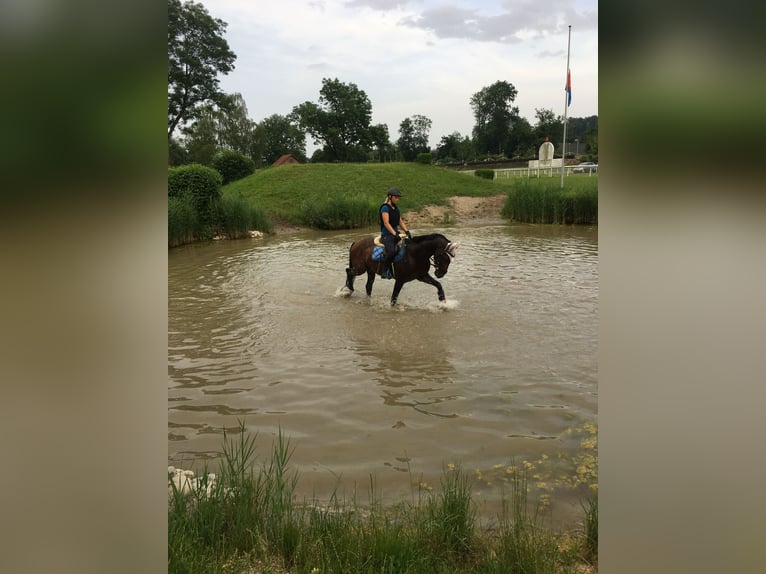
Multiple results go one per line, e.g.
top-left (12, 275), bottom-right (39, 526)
top-left (447, 463), bottom-right (456, 471)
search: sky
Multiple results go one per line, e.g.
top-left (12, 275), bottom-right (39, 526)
top-left (195, 0), bottom-right (597, 155)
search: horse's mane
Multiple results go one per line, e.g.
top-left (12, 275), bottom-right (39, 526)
top-left (409, 233), bottom-right (447, 244)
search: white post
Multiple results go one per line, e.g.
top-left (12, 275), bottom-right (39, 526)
top-left (560, 25), bottom-right (571, 188)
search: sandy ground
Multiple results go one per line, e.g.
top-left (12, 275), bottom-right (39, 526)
top-left (272, 194), bottom-right (507, 235)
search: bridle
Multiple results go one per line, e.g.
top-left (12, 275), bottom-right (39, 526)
top-left (429, 241), bottom-right (458, 272)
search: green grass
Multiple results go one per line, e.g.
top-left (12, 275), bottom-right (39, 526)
top-left (223, 163), bottom-right (500, 228)
top-left (497, 176), bottom-right (598, 225)
top-left (169, 422), bottom-right (597, 574)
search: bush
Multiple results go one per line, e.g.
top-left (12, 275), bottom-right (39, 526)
top-left (474, 169), bottom-right (495, 180)
top-left (168, 164), bottom-right (222, 230)
top-left (212, 150), bottom-right (255, 185)
top-left (416, 152), bottom-right (432, 165)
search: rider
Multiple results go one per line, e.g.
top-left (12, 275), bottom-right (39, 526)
top-left (379, 187), bottom-right (412, 279)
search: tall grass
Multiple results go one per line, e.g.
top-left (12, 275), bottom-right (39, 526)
top-left (168, 194), bottom-right (274, 247)
top-left (299, 193), bottom-right (379, 230)
top-left (169, 423), bottom-right (596, 573)
top-left (500, 177), bottom-right (598, 224)
top-left (168, 194), bottom-right (198, 248)
top-left (215, 193), bottom-right (274, 238)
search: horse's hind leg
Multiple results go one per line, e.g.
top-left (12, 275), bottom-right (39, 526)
top-left (365, 270), bottom-right (376, 297)
top-left (344, 266), bottom-right (356, 293)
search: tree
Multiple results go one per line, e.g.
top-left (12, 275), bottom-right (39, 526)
top-left (181, 105), bottom-right (219, 165)
top-left (505, 117), bottom-right (535, 158)
top-left (215, 93), bottom-right (257, 157)
top-left (168, 0), bottom-right (236, 140)
top-left (397, 114), bottom-right (432, 161)
top-left (533, 108), bottom-right (565, 150)
top-left (368, 123), bottom-right (391, 162)
top-left (434, 131), bottom-right (474, 163)
top-left (257, 114), bottom-right (307, 165)
top-left (290, 78), bottom-right (373, 162)
top-left (470, 81), bottom-right (519, 156)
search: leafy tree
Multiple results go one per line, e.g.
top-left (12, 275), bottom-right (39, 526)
top-left (168, 136), bottom-right (189, 166)
top-left (397, 114), bottom-right (432, 161)
top-left (290, 78), bottom-right (373, 162)
top-left (216, 93), bottom-right (257, 157)
top-left (505, 116), bottom-right (536, 158)
top-left (434, 131), bottom-right (474, 163)
top-left (534, 108), bottom-right (565, 151)
top-left (168, 0), bottom-right (236, 139)
top-left (257, 114), bottom-right (307, 165)
top-left (470, 81), bottom-right (518, 156)
top-left (182, 105), bottom-right (219, 165)
top-left (368, 123), bottom-right (391, 162)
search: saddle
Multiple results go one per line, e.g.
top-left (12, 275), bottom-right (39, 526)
top-left (373, 232), bottom-right (407, 246)
top-left (371, 234), bottom-right (408, 266)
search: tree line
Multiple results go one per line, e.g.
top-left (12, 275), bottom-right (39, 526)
top-left (168, 0), bottom-right (597, 169)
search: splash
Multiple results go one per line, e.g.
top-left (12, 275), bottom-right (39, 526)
top-left (427, 299), bottom-right (460, 312)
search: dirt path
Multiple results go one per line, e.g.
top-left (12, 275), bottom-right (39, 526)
top-left (403, 194), bottom-right (507, 227)
top-left (271, 194), bottom-right (507, 235)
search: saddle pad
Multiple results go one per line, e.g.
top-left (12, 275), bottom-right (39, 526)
top-left (372, 245), bottom-right (385, 261)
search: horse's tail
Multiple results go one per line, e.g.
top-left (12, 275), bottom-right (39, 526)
top-left (348, 240), bottom-right (356, 266)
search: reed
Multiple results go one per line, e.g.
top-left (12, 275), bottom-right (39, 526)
top-left (168, 194), bottom-right (199, 247)
top-left (299, 193), bottom-right (379, 230)
top-left (215, 193), bottom-right (274, 238)
top-left (168, 422), bottom-right (596, 573)
top-left (500, 177), bottom-right (598, 225)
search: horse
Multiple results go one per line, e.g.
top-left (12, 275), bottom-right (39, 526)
top-left (342, 233), bottom-right (460, 306)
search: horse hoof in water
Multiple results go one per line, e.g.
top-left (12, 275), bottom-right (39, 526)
top-left (340, 286), bottom-right (353, 298)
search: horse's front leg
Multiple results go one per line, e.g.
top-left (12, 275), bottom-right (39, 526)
top-left (390, 279), bottom-right (406, 306)
top-left (365, 270), bottom-right (376, 297)
top-left (417, 274), bottom-right (445, 302)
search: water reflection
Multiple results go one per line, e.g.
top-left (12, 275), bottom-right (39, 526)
top-left (348, 316), bottom-right (460, 417)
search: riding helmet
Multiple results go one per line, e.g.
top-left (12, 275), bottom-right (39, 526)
top-left (387, 187), bottom-right (402, 197)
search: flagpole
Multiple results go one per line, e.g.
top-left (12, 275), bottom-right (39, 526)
top-left (560, 25), bottom-right (571, 188)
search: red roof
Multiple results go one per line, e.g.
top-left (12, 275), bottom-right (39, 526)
top-left (271, 154), bottom-right (301, 167)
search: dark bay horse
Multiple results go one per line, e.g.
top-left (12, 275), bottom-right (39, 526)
top-left (342, 233), bottom-right (460, 305)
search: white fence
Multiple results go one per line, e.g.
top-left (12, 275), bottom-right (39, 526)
top-left (460, 164), bottom-right (598, 179)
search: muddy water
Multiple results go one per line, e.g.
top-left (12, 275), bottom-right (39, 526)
top-left (168, 223), bottom-right (597, 526)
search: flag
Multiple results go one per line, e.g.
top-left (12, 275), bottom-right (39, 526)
top-left (565, 69), bottom-right (572, 107)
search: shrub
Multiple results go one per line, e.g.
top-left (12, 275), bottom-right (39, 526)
top-left (474, 169), bottom-right (495, 180)
top-left (212, 150), bottom-right (255, 185)
top-left (168, 164), bottom-right (222, 231)
top-left (416, 152), bottom-right (432, 165)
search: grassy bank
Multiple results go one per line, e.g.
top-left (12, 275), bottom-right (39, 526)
top-left (169, 164), bottom-right (598, 244)
top-left (169, 423), bottom-right (597, 574)
top-left (223, 163), bottom-right (500, 229)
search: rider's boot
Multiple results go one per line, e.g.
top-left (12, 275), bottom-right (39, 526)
top-left (381, 254), bottom-right (394, 279)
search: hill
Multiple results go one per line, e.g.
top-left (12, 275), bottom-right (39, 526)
top-left (223, 162), bottom-right (502, 227)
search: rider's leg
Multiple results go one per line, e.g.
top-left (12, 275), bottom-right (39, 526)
top-left (381, 236), bottom-right (396, 278)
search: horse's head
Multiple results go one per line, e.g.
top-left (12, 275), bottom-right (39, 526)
top-left (434, 241), bottom-right (460, 278)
